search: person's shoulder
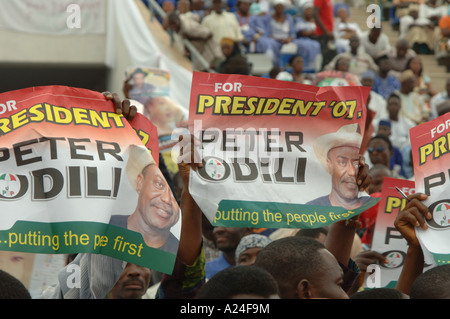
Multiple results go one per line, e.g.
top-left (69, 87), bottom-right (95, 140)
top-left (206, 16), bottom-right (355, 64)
top-left (206, 254), bottom-right (223, 266)
top-left (201, 13), bottom-right (214, 22)
top-left (109, 214), bottom-right (128, 227)
top-left (400, 115), bottom-right (416, 127)
top-left (360, 195), bottom-right (374, 204)
top-left (306, 194), bottom-right (330, 205)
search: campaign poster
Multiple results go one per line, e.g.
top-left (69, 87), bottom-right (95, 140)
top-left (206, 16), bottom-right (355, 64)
top-left (126, 67), bottom-right (171, 104)
top-left (411, 112), bottom-right (450, 265)
top-left (187, 72), bottom-right (378, 229)
top-left (0, 85), bottom-right (180, 275)
top-left (367, 177), bottom-right (431, 288)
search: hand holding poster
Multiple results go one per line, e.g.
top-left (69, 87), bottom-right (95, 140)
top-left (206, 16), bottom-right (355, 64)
top-left (0, 86), bottom-right (180, 275)
top-left (411, 112), bottom-right (450, 265)
top-left (186, 72), bottom-right (378, 229)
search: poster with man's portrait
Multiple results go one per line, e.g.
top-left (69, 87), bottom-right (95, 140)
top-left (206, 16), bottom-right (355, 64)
top-left (0, 85), bottom-right (180, 275)
top-left (187, 72), bottom-right (378, 230)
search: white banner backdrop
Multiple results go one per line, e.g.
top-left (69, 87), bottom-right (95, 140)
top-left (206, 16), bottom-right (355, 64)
top-left (106, 0), bottom-right (193, 111)
top-left (0, 0), bottom-right (105, 35)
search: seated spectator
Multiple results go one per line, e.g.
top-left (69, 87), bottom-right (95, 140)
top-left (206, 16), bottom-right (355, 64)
top-left (258, 0), bottom-right (297, 66)
top-left (288, 55), bottom-right (315, 84)
top-left (375, 121), bottom-right (407, 178)
top-left (395, 69), bottom-right (430, 124)
top-left (164, 12), bottom-right (224, 71)
top-left (384, 38), bottom-right (417, 76)
top-left (155, 0), bottom-right (177, 23)
top-left (217, 37), bottom-right (252, 74)
top-left (430, 77), bottom-right (450, 119)
top-left (234, 0), bottom-right (257, 53)
top-left (191, 0), bottom-right (208, 20)
top-left (293, 3), bottom-right (322, 70)
top-left (419, 0), bottom-right (447, 26)
top-left (404, 56), bottom-right (438, 106)
top-left (378, 93), bottom-right (416, 152)
top-left (360, 70), bottom-right (388, 126)
top-left (333, 3), bottom-right (363, 53)
top-left (266, 66), bottom-right (282, 79)
top-left (372, 54), bottom-right (402, 100)
top-left (366, 134), bottom-right (403, 178)
top-left (201, 0), bottom-right (244, 44)
top-left (334, 56), bottom-right (350, 72)
top-left (178, 0), bottom-right (201, 22)
top-left (399, 5), bottom-right (437, 54)
top-left (324, 34), bottom-right (378, 79)
top-left (436, 11), bottom-right (450, 55)
top-left (367, 163), bottom-right (393, 195)
top-left (227, 0), bottom-right (238, 12)
top-left (392, 0), bottom-right (422, 20)
top-left (436, 99), bottom-right (450, 117)
top-left (360, 27), bottom-right (391, 60)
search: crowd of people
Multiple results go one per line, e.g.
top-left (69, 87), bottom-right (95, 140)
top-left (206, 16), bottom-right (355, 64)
top-left (161, 0), bottom-right (450, 183)
top-left (125, 0), bottom-right (450, 300)
top-left (2, 0), bottom-right (450, 301)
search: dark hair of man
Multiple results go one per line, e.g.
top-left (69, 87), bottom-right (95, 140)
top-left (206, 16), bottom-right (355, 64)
top-left (350, 287), bottom-right (408, 299)
top-left (194, 265), bottom-right (279, 299)
top-left (387, 92), bottom-right (401, 103)
top-left (369, 134), bottom-right (393, 151)
top-left (295, 227), bottom-right (328, 239)
top-left (254, 236), bottom-right (325, 298)
top-left (410, 264), bottom-right (450, 299)
top-left (0, 270), bottom-right (31, 299)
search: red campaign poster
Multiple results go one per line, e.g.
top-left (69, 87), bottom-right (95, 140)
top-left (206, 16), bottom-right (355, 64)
top-left (411, 112), bottom-right (450, 265)
top-left (368, 177), bottom-right (435, 288)
top-left (0, 85), bottom-right (179, 275)
top-left (187, 71), bottom-right (378, 229)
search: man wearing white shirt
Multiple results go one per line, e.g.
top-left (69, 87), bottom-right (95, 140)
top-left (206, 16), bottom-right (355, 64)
top-left (360, 27), bottom-right (391, 60)
top-left (360, 70), bottom-right (388, 128)
top-left (202, 0), bottom-right (244, 44)
top-left (378, 93), bottom-right (416, 152)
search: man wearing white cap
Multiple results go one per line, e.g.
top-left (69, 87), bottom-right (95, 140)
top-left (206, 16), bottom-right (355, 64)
top-left (110, 145), bottom-right (180, 254)
top-left (307, 123), bottom-right (371, 210)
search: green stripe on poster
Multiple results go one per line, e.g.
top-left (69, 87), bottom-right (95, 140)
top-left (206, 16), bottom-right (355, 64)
top-left (0, 220), bottom-right (176, 274)
top-left (214, 198), bottom-right (380, 229)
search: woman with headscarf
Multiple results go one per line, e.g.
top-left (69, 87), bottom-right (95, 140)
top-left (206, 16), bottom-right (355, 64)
top-left (235, 234), bottom-right (272, 266)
